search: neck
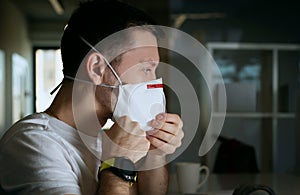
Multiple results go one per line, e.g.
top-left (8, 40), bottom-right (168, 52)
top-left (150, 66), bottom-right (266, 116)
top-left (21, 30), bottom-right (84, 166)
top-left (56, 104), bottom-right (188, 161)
top-left (45, 83), bottom-right (75, 126)
top-left (45, 82), bottom-right (108, 137)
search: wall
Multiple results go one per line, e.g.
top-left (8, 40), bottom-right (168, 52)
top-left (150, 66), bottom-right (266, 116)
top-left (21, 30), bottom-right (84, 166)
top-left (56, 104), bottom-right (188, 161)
top-left (0, 0), bottom-right (33, 135)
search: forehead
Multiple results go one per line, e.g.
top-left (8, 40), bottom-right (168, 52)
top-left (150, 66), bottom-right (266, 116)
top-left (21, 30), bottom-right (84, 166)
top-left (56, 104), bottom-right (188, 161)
top-left (114, 30), bottom-right (159, 69)
top-left (129, 29), bottom-right (158, 49)
top-left (118, 46), bottom-right (159, 67)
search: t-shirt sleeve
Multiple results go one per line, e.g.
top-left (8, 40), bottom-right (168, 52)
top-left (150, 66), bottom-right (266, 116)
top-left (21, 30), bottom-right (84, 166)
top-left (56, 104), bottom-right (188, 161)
top-left (0, 130), bottom-right (82, 195)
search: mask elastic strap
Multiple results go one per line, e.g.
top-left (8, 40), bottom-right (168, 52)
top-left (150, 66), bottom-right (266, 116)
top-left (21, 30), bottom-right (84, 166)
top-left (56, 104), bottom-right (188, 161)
top-left (50, 80), bottom-right (63, 95)
top-left (49, 75), bottom-right (119, 95)
top-left (64, 75), bottom-right (118, 88)
top-left (79, 36), bottom-right (123, 86)
top-left (49, 36), bottom-right (123, 95)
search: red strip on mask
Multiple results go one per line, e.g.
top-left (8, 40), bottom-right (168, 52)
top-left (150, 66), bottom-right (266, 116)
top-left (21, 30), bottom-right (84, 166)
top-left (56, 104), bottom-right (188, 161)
top-left (147, 84), bottom-right (163, 89)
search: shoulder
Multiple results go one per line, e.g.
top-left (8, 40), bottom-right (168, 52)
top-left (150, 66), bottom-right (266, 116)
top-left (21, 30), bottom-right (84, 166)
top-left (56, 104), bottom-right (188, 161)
top-left (0, 112), bottom-right (72, 164)
top-left (0, 112), bottom-right (75, 161)
top-left (0, 113), bottom-right (82, 194)
top-left (0, 113), bottom-right (50, 144)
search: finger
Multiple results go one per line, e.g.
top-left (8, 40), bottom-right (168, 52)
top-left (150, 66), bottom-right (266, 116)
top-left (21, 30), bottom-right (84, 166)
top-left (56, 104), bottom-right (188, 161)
top-left (148, 130), bottom-right (174, 143)
top-left (159, 122), bottom-right (180, 135)
top-left (150, 113), bottom-right (183, 130)
top-left (146, 128), bottom-right (159, 136)
top-left (147, 113), bottom-right (166, 129)
top-left (149, 117), bottom-right (165, 130)
top-left (150, 120), bottom-right (181, 137)
top-left (147, 136), bottom-right (176, 155)
top-left (164, 113), bottom-right (183, 129)
top-left (115, 116), bottom-right (145, 136)
top-left (148, 128), bottom-right (183, 149)
top-left (155, 113), bottom-right (166, 121)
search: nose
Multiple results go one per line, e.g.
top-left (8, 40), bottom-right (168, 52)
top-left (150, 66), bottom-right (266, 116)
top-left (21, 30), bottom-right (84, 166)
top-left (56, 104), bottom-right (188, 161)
top-left (150, 72), bottom-right (157, 80)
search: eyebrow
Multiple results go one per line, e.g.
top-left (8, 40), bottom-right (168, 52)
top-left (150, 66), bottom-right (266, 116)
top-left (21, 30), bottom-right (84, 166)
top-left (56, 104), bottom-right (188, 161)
top-left (139, 59), bottom-right (159, 66)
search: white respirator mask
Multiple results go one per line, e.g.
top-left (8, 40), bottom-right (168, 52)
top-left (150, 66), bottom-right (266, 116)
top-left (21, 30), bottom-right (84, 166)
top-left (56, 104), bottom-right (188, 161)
top-left (61, 37), bottom-right (166, 131)
top-left (113, 78), bottom-right (165, 131)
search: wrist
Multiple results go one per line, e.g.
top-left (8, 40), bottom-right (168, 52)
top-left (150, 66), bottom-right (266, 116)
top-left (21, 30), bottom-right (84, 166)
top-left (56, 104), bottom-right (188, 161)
top-left (136, 153), bottom-right (167, 170)
top-left (99, 157), bottom-right (137, 186)
top-left (98, 170), bottom-right (137, 194)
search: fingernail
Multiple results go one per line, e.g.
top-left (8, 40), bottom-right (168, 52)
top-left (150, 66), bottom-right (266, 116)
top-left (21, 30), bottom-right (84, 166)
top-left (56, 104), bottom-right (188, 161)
top-left (157, 114), bottom-right (164, 121)
top-left (147, 128), bottom-right (158, 136)
top-left (152, 120), bottom-right (159, 127)
top-left (146, 134), bottom-right (153, 140)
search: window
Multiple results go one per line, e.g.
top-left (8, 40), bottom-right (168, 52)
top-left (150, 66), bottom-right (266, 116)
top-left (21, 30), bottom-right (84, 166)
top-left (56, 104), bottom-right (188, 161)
top-left (207, 43), bottom-right (300, 173)
top-left (35, 49), bottom-right (63, 112)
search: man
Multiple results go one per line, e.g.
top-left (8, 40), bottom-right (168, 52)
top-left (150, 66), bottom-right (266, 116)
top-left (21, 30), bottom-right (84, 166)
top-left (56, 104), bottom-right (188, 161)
top-left (0, 1), bottom-right (184, 195)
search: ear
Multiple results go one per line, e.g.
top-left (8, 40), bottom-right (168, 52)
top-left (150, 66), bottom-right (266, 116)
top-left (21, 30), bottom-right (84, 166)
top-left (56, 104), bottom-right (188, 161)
top-left (86, 52), bottom-right (106, 85)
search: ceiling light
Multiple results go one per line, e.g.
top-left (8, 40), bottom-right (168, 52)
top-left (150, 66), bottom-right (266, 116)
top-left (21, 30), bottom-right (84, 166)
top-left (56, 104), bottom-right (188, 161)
top-left (48, 0), bottom-right (64, 15)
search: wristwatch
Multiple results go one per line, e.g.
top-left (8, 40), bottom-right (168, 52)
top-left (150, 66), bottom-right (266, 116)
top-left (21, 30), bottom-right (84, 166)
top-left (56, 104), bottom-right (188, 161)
top-left (99, 157), bottom-right (137, 185)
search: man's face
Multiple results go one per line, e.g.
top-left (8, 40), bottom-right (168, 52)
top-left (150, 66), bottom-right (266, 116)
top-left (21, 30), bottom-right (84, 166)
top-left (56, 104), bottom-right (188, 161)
top-left (114, 30), bottom-right (160, 84)
top-left (97, 30), bottom-right (160, 116)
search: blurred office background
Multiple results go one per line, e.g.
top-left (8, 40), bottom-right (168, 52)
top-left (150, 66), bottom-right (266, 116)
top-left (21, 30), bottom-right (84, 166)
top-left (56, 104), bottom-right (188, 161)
top-left (0, 0), bottom-right (299, 174)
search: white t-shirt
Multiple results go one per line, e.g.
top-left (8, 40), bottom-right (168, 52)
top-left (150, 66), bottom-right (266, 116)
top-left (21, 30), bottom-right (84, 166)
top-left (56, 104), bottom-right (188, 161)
top-left (0, 113), bottom-right (102, 195)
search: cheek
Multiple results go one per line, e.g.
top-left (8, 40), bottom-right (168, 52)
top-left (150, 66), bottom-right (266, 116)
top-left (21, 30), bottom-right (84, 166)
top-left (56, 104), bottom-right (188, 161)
top-left (103, 68), bottom-right (120, 86)
top-left (110, 88), bottom-right (119, 110)
top-left (119, 70), bottom-right (146, 84)
top-left (95, 86), bottom-right (118, 113)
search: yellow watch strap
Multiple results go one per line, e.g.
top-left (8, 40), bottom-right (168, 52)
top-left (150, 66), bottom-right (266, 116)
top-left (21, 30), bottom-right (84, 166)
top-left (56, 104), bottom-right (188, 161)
top-left (99, 157), bottom-right (137, 187)
top-left (100, 158), bottom-right (116, 172)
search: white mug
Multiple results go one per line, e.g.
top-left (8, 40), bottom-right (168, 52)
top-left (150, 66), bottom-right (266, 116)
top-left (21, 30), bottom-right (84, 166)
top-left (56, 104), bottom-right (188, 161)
top-left (175, 162), bottom-right (210, 194)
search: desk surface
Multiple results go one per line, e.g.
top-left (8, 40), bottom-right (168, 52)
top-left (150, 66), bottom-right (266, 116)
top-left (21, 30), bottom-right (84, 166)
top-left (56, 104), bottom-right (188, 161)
top-left (167, 173), bottom-right (300, 195)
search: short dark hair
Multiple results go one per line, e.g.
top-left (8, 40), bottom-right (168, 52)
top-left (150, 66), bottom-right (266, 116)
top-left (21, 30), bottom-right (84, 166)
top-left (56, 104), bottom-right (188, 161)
top-left (61, 0), bottom-right (157, 77)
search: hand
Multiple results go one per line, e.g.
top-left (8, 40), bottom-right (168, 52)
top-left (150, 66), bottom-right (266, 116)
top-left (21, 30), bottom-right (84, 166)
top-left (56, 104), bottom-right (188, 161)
top-left (146, 113), bottom-right (184, 156)
top-left (101, 116), bottom-right (150, 163)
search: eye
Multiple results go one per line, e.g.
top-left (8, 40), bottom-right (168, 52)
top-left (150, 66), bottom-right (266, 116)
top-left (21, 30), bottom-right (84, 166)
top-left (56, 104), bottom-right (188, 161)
top-left (142, 67), bottom-right (152, 73)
